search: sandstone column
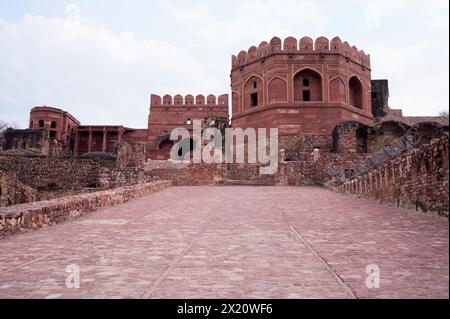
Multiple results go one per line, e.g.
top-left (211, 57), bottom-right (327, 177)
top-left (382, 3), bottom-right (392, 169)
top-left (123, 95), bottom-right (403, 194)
top-left (102, 128), bottom-right (107, 153)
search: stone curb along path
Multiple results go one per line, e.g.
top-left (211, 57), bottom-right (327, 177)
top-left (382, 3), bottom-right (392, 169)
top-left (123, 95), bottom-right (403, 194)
top-left (0, 180), bottom-right (173, 240)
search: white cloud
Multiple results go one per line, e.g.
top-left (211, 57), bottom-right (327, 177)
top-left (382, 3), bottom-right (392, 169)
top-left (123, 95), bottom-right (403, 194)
top-left (0, 7), bottom-right (223, 128)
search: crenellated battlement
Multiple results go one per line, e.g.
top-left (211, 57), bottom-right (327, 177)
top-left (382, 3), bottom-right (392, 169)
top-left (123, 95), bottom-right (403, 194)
top-left (150, 94), bottom-right (229, 107)
top-left (232, 36), bottom-right (370, 69)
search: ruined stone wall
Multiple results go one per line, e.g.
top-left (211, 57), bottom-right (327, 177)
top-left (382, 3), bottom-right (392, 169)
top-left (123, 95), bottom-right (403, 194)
top-left (0, 155), bottom-right (115, 191)
top-left (98, 166), bottom-right (150, 189)
top-left (145, 161), bottom-right (226, 186)
top-left (142, 160), bottom-right (322, 186)
top-left (225, 162), bottom-right (318, 186)
top-left (279, 134), bottom-right (333, 161)
top-left (0, 180), bottom-right (172, 240)
top-left (333, 136), bottom-right (449, 217)
top-left (277, 162), bottom-right (321, 185)
top-left (0, 170), bottom-right (38, 207)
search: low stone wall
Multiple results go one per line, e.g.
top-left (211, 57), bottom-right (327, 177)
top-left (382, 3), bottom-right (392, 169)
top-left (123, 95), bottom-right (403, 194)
top-left (0, 180), bottom-right (172, 240)
top-left (146, 162), bottom-right (226, 186)
top-left (333, 136), bottom-right (449, 217)
top-left (225, 162), bottom-right (319, 185)
top-left (143, 160), bottom-right (344, 186)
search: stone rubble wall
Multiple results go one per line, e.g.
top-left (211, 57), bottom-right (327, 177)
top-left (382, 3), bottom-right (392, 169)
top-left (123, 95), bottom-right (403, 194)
top-left (0, 170), bottom-right (38, 207)
top-left (97, 166), bottom-right (150, 189)
top-left (145, 162), bottom-right (226, 186)
top-left (0, 155), bottom-right (116, 191)
top-left (142, 158), bottom-right (362, 186)
top-left (0, 180), bottom-right (172, 240)
top-left (332, 136), bottom-right (449, 217)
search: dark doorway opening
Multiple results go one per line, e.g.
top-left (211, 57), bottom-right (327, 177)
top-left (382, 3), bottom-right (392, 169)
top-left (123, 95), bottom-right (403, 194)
top-left (303, 90), bottom-right (311, 101)
top-left (356, 127), bottom-right (368, 153)
top-left (251, 93), bottom-right (258, 107)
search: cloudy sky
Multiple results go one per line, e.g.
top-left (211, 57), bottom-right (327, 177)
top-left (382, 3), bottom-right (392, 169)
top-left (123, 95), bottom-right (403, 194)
top-left (0, 0), bottom-right (448, 128)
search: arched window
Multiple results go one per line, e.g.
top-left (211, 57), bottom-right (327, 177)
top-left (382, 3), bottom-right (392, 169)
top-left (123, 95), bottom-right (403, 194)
top-left (244, 76), bottom-right (263, 109)
top-left (294, 69), bottom-right (322, 102)
top-left (39, 120), bottom-right (45, 128)
top-left (51, 121), bottom-right (57, 129)
top-left (349, 76), bottom-right (363, 109)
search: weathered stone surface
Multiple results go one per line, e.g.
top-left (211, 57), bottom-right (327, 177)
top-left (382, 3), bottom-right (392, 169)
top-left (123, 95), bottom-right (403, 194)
top-left (0, 155), bottom-right (115, 192)
top-left (0, 170), bottom-right (38, 207)
top-left (0, 186), bottom-right (447, 298)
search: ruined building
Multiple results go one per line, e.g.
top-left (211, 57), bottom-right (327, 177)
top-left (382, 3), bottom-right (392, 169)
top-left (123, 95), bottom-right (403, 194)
top-left (2, 36), bottom-right (447, 161)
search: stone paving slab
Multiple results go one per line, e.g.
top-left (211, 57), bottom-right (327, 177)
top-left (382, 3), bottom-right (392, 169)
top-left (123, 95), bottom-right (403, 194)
top-left (0, 186), bottom-right (448, 299)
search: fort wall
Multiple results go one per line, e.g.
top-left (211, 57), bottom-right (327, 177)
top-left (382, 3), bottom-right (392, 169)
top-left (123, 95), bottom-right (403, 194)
top-left (332, 136), bottom-right (449, 217)
top-left (148, 94), bottom-right (229, 160)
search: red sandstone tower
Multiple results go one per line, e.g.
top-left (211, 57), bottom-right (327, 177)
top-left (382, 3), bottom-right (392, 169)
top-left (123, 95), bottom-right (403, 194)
top-left (230, 36), bottom-right (373, 135)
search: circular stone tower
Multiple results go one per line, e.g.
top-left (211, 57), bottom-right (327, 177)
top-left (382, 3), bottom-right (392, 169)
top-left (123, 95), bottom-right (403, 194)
top-left (230, 36), bottom-right (373, 139)
top-left (29, 106), bottom-right (80, 151)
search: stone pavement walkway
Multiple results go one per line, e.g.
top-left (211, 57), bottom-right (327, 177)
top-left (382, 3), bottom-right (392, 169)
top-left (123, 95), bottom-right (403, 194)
top-left (0, 186), bottom-right (448, 299)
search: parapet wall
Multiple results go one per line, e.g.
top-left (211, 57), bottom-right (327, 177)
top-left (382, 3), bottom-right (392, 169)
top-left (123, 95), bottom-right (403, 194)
top-left (333, 136), bottom-right (449, 217)
top-left (144, 161), bottom-right (322, 186)
top-left (232, 36), bottom-right (370, 69)
top-left (0, 180), bottom-right (172, 240)
top-left (145, 162), bottom-right (226, 185)
top-left (150, 94), bottom-right (229, 107)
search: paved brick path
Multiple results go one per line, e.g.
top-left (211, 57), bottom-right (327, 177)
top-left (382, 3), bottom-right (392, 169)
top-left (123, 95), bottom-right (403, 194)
top-left (0, 186), bottom-right (448, 299)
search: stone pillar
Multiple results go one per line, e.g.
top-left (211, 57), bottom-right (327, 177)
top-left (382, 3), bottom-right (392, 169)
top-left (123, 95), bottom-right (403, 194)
top-left (88, 128), bottom-right (93, 153)
top-left (74, 129), bottom-right (80, 157)
top-left (102, 128), bottom-right (107, 153)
